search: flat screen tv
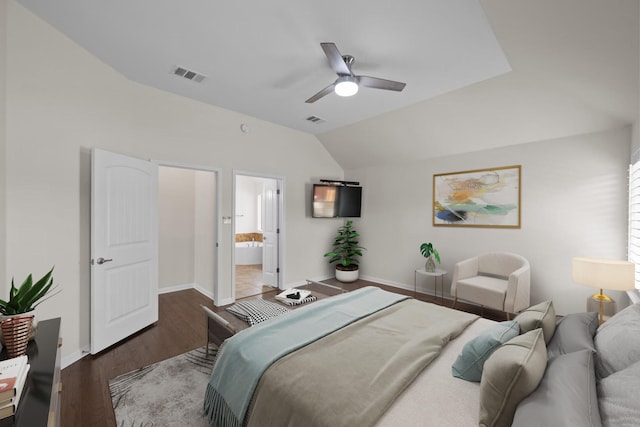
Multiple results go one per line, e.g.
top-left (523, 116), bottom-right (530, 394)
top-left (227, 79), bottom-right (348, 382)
top-left (312, 184), bottom-right (362, 218)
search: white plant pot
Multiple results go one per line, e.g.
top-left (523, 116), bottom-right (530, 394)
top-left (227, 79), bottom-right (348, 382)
top-left (336, 267), bottom-right (359, 283)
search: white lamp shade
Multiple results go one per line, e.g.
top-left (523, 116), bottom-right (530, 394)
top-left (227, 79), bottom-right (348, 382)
top-left (334, 77), bottom-right (359, 97)
top-left (572, 257), bottom-right (635, 291)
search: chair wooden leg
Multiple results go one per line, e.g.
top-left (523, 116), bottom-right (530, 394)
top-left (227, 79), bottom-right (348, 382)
top-left (452, 297), bottom-right (457, 309)
top-left (506, 312), bottom-right (511, 320)
top-left (205, 321), bottom-right (210, 356)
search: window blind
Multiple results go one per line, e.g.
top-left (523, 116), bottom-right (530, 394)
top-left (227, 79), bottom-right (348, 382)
top-left (628, 161), bottom-right (640, 289)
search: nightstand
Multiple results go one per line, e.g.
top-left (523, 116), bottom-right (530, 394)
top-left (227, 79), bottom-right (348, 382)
top-left (414, 268), bottom-right (447, 304)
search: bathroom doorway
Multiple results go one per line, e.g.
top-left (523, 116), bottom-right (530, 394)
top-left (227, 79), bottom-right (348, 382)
top-left (233, 173), bottom-right (283, 299)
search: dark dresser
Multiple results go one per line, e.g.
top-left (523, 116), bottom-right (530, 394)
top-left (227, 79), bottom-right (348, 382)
top-left (1, 318), bottom-right (62, 427)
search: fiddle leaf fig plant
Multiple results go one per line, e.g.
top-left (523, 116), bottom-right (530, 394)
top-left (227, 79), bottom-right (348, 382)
top-left (419, 243), bottom-right (441, 264)
top-left (0, 266), bottom-right (60, 315)
top-left (324, 220), bottom-right (366, 268)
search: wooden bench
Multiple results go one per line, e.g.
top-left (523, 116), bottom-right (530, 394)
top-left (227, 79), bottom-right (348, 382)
top-left (200, 305), bottom-right (237, 356)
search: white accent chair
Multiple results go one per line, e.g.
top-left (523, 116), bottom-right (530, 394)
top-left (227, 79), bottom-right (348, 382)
top-left (450, 252), bottom-right (530, 318)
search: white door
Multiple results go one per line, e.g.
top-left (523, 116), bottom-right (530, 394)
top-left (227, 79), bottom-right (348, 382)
top-left (91, 149), bottom-right (159, 354)
top-left (262, 180), bottom-right (279, 287)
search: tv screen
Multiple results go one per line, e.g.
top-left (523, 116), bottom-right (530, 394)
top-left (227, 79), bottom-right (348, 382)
top-left (312, 184), bottom-right (362, 218)
top-left (337, 186), bottom-right (362, 217)
top-left (312, 184), bottom-right (339, 218)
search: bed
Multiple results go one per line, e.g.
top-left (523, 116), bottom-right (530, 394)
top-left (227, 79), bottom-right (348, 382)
top-left (204, 286), bottom-right (640, 427)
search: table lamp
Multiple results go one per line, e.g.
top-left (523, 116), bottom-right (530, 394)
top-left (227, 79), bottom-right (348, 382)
top-left (571, 257), bottom-right (635, 324)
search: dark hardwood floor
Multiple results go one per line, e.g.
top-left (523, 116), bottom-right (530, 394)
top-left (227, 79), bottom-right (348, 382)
top-left (60, 279), bottom-right (506, 427)
top-left (61, 289), bottom-right (216, 427)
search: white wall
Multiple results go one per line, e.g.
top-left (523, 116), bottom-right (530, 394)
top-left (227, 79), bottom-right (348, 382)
top-left (235, 175), bottom-right (262, 234)
top-left (158, 167), bottom-right (217, 295)
top-left (3, 2), bottom-right (343, 364)
top-left (635, 4), bottom-right (640, 163)
top-left (348, 127), bottom-right (631, 315)
top-left (158, 167), bottom-right (196, 289)
top-left (194, 170), bottom-right (217, 296)
top-left (0, 1), bottom-right (6, 286)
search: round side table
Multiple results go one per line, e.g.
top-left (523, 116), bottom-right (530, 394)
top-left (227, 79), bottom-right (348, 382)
top-left (414, 268), bottom-right (447, 305)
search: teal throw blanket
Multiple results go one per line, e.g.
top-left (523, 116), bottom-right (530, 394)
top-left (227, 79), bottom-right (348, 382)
top-left (204, 286), bottom-right (409, 427)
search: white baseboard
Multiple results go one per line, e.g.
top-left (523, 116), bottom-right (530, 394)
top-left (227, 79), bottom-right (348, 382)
top-left (361, 274), bottom-right (412, 291)
top-left (62, 345), bottom-right (91, 370)
top-left (157, 275), bottom-right (446, 304)
top-left (360, 274), bottom-right (445, 298)
top-left (194, 284), bottom-right (214, 300)
top-left (288, 274), bottom-right (443, 298)
top-left (162, 282), bottom-right (220, 304)
top-left (160, 283), bottom-right (216, 302)
top-left (157, 282), bottom-right (196, 294)
top-left (284, 275), bottom-right (335, 290)
top-left (63, 284), bottom-right (216, 370)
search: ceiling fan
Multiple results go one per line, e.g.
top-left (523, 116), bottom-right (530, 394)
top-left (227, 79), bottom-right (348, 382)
top-left (305, 42), bottom-right (407, 103)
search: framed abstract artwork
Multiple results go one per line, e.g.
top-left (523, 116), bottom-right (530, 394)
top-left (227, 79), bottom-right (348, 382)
top-left (433, 165), bottom-right (521, 228)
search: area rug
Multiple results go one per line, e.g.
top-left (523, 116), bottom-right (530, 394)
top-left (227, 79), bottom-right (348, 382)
top-left (109, 346), bottom-right (215, 427)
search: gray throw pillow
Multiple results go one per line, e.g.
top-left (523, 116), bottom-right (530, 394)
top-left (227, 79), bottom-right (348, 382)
top-left (594, 303), bottom-right (640, 378)
top-left (452, 320), bottom-right (520, 382)
top-left (479, 328), bottom-right (547, 427)
top-left (514, 300), bottom-right (556, 343)
top-left (598, 359), bottom-right (640, 427)
top-left (546, 312), bottom-right (598, 359)
top-left (512, 350), bottom-right (602, 427)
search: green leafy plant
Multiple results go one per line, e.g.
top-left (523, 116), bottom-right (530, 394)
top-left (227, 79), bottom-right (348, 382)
top-left (324, 220), bottom-right (366, 269)
top-left (419, 242), bottom-right (441, 264)
top-left (0, 267), bottom-right (60, 315)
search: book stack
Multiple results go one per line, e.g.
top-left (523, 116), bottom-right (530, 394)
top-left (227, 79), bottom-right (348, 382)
top-left (275, 288), bottom-right (317, 306)
top-left (0, 355), bottom-right (30, 421)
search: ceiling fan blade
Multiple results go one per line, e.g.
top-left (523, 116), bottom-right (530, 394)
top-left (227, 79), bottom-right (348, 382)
top-left (357, 76), bottom-right (406, 92)
top-left (305, 83), bottom-right (336, 103)
top-left (320, 43), bottom-right (352, 76)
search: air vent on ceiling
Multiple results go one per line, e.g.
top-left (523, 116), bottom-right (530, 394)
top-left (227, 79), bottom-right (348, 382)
top-left (171, 65), bottom-right (207, 83)
top-left (306, 115), bottom-right (326, 124)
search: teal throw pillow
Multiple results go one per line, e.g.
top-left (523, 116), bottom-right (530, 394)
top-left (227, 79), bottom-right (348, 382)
top-left (452, 320), bottom-right (520, 382)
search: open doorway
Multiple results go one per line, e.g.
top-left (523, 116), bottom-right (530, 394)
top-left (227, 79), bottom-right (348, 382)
top-left (234, 173), bottom-right (283, 299)
top-left (157, 163), bottom-right (220, 301)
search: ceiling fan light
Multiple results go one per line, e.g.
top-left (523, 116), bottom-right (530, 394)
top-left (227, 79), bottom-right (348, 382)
top-left (334, 77), bottom-right (359, 97)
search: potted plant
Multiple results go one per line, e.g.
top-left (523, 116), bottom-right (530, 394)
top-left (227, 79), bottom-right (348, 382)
top-left (0, 266), bottom-right (60, 341)
top-left (420, 242), bottom-right (441, 273)
top-left (324, 220), bottom-right (366, 282)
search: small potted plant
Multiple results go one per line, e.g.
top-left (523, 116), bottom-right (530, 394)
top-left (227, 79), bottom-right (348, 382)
top-left (420, 243), bottom-right (441, 273)
top-left (324, 220), bottom-right (366, 282)
top-left (0, 267), bottom-right (60, 342)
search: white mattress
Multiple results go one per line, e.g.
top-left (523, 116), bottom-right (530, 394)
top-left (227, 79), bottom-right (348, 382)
top-left (377, 317), bottom-right (496, 427)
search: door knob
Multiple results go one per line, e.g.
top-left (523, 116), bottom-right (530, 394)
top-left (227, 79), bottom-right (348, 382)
top-left (97, 257), bottom-right (113, 265)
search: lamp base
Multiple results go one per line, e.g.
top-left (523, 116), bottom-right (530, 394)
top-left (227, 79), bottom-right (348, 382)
top-left (587, 291), bottom-right (617, 324)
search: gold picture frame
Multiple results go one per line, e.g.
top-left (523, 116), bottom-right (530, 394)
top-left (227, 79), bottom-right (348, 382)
top-left (433, 165), bottom-right (521, 228)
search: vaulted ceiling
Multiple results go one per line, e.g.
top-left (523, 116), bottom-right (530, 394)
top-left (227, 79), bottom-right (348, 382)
top-left (17, 0), bottom-right (639, 169)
